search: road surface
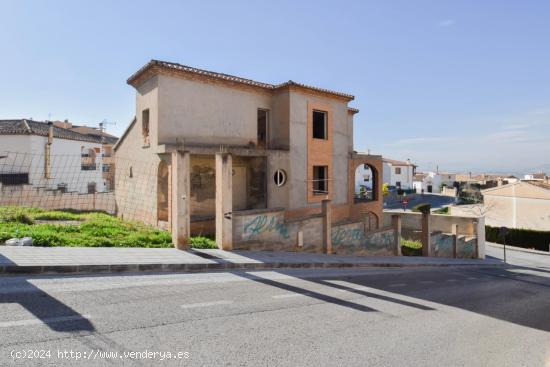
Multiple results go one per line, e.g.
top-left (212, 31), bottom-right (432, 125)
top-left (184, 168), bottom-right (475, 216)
top-left (384, 193), bottom-right (456, 211)
top-left (0, 252), bottom-right (549, 366)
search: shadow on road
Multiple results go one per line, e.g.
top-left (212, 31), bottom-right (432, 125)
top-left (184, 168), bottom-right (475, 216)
top-left (0, 254), bottom-right (95, 332)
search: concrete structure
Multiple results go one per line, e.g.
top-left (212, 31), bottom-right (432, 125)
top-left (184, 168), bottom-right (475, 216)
top-left (523, 172), bottom-right (547, 181)
top-left (0, 119), bottom-right (118, 193)
top-left (413, 171), bottom-right (456, 194)
top-left (381, 158), bottom-right (416, 190)
top-left (114, 60), bottom-right (384, 250)
top-left (451, 181), bottom-right (550, 231)
top-left (383, 210), bottom-right (485, 259)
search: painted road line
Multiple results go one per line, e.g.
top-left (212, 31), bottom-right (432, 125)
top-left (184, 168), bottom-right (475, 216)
top-left (446, 279), bottom-right (458, 282)
top-left (420, 280), bottom-right (435, 284)
top-left (0, 314), bottom-right (92, 328)
top-left (181, 300), bottom-right (233, 309)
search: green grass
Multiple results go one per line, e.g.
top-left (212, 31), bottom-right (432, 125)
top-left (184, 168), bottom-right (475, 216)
top-left (0, 206), bottom-right (215, 249)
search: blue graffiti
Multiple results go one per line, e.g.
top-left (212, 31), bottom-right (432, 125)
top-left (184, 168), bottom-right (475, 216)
top-left (331, 227), bottom-right (365, 246)
top-left (243, 215), bottom-right (290, 240)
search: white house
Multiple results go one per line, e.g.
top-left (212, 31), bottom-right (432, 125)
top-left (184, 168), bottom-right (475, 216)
top-left (0, 119), bottom-right (117, 193)
top-left (413, 171), bottom-right (456, 194)
top-left (382, 158), bottom-right (416, 189)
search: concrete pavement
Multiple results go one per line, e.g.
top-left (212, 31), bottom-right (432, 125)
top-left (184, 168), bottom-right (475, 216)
top-left (0, 261), bottom-right (549, 366)
top-left (0, 247), bottom-right (500, 275)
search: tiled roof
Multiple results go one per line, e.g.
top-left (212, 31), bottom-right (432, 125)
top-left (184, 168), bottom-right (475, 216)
top-left (0, 119), bottom-right (117, 144)
top-left (383, 158), bottom-right (414, 166)
top-left (127, 60), bottom-right (355, 101)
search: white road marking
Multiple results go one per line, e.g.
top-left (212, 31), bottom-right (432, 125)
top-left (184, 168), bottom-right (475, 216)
top-left (420, 280), bottom-right (435, 284)
top-left (0, 314), bottom-right (92, 328)
top-left (272, 293), bottom-right (311, 299)
top-left (467, 277), bottom-right (478, 280)
top-left (446, 279), bottom-right (458, 282)
top-left (181, 300), bottom-right (233, 309)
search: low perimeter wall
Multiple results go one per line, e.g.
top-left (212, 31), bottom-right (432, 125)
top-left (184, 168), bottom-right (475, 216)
top-left (383, 211), bottom-right (484, 259)
top-left (0, 184), bottom-right (115, 214)
top-left (233, 208), bottom-right (396, 256)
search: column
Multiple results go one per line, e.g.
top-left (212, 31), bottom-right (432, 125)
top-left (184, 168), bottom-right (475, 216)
top-left (421, 212), bottom-right (432, 256)
top-left (216, 153), bottom-right (233, 250)
top-left (451, 223), bottom-right (458, 258)
top-left (171, 150), bottom-right (191, 250)
top-left (322, 199), bottom-right (332, 254)
top-left (392, 214), bottom-right (402, 256)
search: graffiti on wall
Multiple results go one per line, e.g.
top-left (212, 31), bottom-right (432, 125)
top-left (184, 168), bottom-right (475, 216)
top-left (243, 215), bottom-right (290, 241)
top-left (332, 227), bottom-right (365, 247)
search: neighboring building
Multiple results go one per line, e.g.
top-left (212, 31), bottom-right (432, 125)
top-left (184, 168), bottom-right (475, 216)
top-left (455, 173), bottom-right (519, 190)
top-left (474, 181), bottom-right (550, 230)
top-left (523, 172), bottom-right (547, 181)
top-left (0, 119), bottom-right (118, 193)
top-left (114, 60), bottom-right (383, 248)
top-left (52, 120), bottom-right (118, 190)
top-left (381, 158), bottom-right (416, 190)
top-left (413, 171), bottom-right (456, 194)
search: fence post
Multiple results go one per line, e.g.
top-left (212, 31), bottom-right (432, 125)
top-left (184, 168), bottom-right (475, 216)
top-left (322, 199), bottom-right (332, 254)
top-left (451, 223), bottom-right (458, 258)
top-left (392, 214), bottom-right (402, 256)
top-left (421, 212), bottom-right (431, 256)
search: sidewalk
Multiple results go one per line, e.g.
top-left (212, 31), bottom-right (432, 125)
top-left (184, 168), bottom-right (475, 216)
top-left (0, 246), bottom-right (502, 275)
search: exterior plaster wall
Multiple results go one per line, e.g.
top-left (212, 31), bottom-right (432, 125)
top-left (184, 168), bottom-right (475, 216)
top-left (157, 74), bottom-right (272, 147)
top-left (114, 115), bottom-right (161, 226)
top-left (0, 135), bottom-right (105, 193)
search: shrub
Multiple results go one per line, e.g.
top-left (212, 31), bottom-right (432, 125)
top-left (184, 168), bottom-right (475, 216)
top-left (401, 239), bottom-right (422, 256)
top-left (412, 203), bottom-right (431, 214)
top-left (190, 236), bottom-right (217, 249)
top-left (486, 225), bottom-right (550, 252)
top-left (433, 207), bottom-right (449, 215)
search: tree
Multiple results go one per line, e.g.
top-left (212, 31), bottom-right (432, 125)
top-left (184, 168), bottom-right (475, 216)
top-left (382, 183), bottom-right (389, 197)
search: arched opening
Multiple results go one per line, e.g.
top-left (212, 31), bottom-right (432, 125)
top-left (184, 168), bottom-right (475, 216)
top-left (354, 164), bottom-right (376, 202)
top-left (363, 211), bottom-right (379, 232)
top-left (157, 161), bottom-right (169, 222)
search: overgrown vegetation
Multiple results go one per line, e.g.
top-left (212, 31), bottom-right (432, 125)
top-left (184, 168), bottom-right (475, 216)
top-left (0, 207), bottom-right (216, 249)
top-left (486, 225), bottom-right (550, 252)
top-left (189, 235), bottom-right (217, 249)
top-left (433, 206), bottom-right (449, 215)
top-left (401, 238), bottom-right (422, 256)
top-left (411, 203), bottom-right (431, 214)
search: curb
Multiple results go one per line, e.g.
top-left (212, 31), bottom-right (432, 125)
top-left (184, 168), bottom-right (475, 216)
top-left (0, 260), bottom-right (503, 275)
top-left (487, 243), bottom-right (549, 256)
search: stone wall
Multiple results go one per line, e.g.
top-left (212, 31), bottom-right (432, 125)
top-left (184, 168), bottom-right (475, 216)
top-left (0, 184), bottom-right (115, 214)
top-left (232, 208), bottom-right (323, 252)
top-left (332, 221), bottom-right (395, 256)
top-left (233, 207), bottom-right (395, 255)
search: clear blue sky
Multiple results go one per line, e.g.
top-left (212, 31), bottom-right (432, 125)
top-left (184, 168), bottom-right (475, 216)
top-left (1, 0), bottom-right (549, 174)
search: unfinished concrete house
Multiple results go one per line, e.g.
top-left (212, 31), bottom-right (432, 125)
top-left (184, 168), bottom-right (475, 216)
top-left (114, 60), bottom-right (386, 253)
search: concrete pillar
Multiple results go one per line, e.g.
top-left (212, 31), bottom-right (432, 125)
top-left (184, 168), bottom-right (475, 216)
top-left (171, 150), bottom-right (191, 250)
top-left (216, 153), bottom-right (233, 250)
top-left (451, 223), bottom-right (458, 258)
top-left (322, 199), bottom-right (332, 254)
top-left (392, 214), bottom-right (402, 256)
top-left (421, 213), bottom-right (431, 257)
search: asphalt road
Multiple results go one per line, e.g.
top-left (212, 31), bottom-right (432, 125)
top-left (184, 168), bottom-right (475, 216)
top-left (0, 254), bottom-right (549, 366)
top-left (384, 193), bottom-right (456, 211)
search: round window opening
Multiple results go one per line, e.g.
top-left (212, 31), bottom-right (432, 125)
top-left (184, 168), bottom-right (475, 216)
top-left (273, 169), bottom-right (287, 187)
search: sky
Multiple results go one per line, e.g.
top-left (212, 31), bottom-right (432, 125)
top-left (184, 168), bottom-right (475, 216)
top-left (1, 0), bottom-right (549, 174)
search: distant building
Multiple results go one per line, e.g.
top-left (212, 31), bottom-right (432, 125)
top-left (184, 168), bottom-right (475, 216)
top-left (0, 119), bottom-right (118, 193)
top-left (381, 158), bottom-right (416, 190)
top-left (413, 171), bottom-right (456, 194)
top-left (523, 172), bottom-right (547, 181)
top-left (470, 181), bottom-right (550, 231)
